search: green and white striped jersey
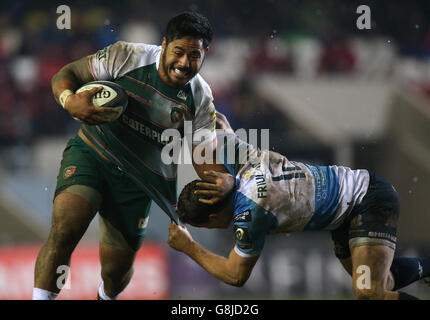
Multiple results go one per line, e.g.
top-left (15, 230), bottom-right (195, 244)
top-left (82, 41), bottom-right (217, 217)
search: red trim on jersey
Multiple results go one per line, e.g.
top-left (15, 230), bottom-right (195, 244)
top-left (125, 90), bottom-right (179, 130)
top-left (123, 75), bottom-right (191, 113)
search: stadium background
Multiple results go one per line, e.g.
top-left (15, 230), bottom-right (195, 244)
top-left (0, 0), bottom-right (429, 299)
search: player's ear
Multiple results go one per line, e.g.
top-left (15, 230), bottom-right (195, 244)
top-left (208, 213), bottom-right (220, 225)
top-left (208, 213), bottom-right (217, 221)
top-left (209, 211), bottom-right (230, 228)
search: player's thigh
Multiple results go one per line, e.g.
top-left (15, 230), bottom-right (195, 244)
top-left (52, 191), bottom-right (98, 235)
top-left (99, 182), bottom-right (152, 252)
top-left (51, 137), bottom-right (104, 245)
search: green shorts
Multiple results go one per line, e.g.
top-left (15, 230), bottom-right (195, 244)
top-left (55, 136), bottom-right (152, 251)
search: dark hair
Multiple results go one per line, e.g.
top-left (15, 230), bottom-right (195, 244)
top-left (177, 180), bottom-right (229, 224)
top-left (166, 12), bottom-right (213, 48)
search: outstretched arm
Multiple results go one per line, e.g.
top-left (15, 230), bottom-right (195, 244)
top-left (168, 223), bottom-right (259, 287)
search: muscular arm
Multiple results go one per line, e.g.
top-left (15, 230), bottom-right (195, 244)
top-left (52, 55), bottom-right (112, 124)
top-left (192, 149), bottom-right (235, 204)
top-left (192, 110), bottom-right (236, 178)
top-left (51, 55), bottom-right (94, 104)
top-left (191, 110), bottom-right (236, 203)
top-left (192, 153), bottom-right (229, 178)
top-left (168, 224), bottom-right (259, 286)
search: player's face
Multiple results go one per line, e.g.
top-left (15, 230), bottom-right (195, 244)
top-left (189, 208), bottom-right (232, 229)
top-left (159, 36), bottom-right (207, 87)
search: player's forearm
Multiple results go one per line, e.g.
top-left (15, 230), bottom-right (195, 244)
top-left (192, 143), bottom-right (231, 176)
top-left (52, 70), bottom-right (79, 104)
top-left (185, 241), bottom-right (244, 287)
top-left (193, 162), bottom-right (230, 179)
top-left (51, 56), bottom-right (94, 104)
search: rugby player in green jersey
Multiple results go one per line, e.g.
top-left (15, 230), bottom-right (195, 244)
top-left (33, 12), bottom-right (234, 300)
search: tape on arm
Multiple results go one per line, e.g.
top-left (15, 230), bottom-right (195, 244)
top-left (59, 89), bottom-right (74, 109)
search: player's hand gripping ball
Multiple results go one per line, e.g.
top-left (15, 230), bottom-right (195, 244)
top-left (74, 81), bottom-right (128, 122)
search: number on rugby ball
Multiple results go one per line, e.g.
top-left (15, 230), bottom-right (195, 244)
top-left (75, 80), bottom-right (128, 122)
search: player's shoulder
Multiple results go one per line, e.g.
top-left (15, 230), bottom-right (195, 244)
top-left (102, 41), bottom-right (160, 62)
top-left (190, 72), bottom-right (210, 88)
top-left (189, 72), bottom-right (213, 103)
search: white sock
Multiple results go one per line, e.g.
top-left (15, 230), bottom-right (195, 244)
top-left (98, 281), bottom-right (119, 300)
top-left (32, 288), bottom-right (59, 300)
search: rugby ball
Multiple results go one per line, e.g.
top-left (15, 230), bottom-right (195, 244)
top-left (75, 80), bottom-right (128, 122)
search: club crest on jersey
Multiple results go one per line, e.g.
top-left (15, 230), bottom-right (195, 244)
top-left (170, 107), bottom-right (185, 123)
top-left (63, 166), bottom-right (77, 179)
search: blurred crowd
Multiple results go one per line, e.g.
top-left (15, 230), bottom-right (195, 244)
top-left (1, 0), bottom-right (430, 153)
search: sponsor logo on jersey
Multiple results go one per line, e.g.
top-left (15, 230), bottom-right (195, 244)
top-left (367, 231), bottom-right (397, 242)
top-left (234, 210), bottom-right (252, 222)
top-left (177, 90), bottom-right (188, 101)
top-left (170, 107), bottom-right (185, 123)
top-left (235, 228), bottom-right (244, 240)
top-left (254, 164), bottom-right (267, 198)
top-left (138, 216), bottom-right (150, 229)
top-left (122, 114), bottom-right (172, 147)
top-left (244, 171), bottom-right (253, 179)
top-left (96, 47), bottom-right (107, 60)
top-left (233, 225), bottom-right (252, 249)
top-left (63, 166), bottom-right (77, 179)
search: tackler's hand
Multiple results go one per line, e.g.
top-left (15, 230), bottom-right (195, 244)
top-left (168, 223), bottom-right (193, 252)
top-left (194, 170), bottom-right (235, 205)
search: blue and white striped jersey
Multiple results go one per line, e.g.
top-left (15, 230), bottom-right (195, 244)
top-left (216, 133), bottom-right (369, 257)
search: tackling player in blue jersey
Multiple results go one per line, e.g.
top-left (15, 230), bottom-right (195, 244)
top-left (168, 112), bottom-right (430, 300)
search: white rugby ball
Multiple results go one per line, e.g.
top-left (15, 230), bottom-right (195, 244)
top-left (75, 80), bottom-right (128, 122)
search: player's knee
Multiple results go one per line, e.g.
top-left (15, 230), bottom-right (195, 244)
top-left (47, 220), bottom-right (82, 251)
top-left (101, 261), bottom-right (134, 283)
top-left (48, 193), bottom-right (94, 249)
